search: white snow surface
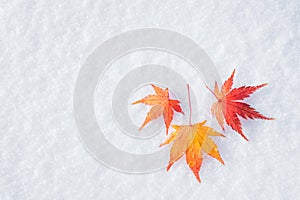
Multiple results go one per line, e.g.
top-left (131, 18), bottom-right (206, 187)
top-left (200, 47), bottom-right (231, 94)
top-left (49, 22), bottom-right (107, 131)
top-left (0, 0), bottom-right (299, 199)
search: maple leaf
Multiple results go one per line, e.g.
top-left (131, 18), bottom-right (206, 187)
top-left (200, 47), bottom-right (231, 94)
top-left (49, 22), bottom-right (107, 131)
top-left (207, 69), bottom-right (274, 141)
top-left (132, 84), bottom-right (184, 134)
top-left (160, 120), bottom-right (225, 182)
top-left (160, 84), bottom-right (224, 182)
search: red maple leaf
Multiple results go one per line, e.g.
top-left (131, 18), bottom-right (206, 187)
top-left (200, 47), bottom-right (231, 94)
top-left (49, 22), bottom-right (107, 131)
top-left (207, 69), bottom-right (274, 141)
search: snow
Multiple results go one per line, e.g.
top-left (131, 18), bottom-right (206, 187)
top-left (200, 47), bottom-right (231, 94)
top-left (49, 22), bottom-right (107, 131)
top-left (0, 0), bottom-right (299, 199)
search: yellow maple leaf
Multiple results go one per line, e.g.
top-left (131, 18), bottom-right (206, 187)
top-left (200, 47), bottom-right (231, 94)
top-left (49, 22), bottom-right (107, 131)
top-left (160, 84), bottom-right (225, 182)
top-left (160, 120), bottom-right (224, 182)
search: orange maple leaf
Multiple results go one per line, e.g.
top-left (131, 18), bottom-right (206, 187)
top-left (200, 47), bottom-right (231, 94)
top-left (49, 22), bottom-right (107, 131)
top-left (160, 120), bottom-right (224, 182)
top-left (207, 69), bottom-right (274, 141)
top-left (132, 84), bottom-right (184, 134)
top-left (160, 84), bottom-right (224, 182)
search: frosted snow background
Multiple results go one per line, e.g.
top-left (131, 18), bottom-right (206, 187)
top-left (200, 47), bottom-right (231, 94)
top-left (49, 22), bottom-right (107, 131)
top-left (0, 0), bottom-right (299, 199)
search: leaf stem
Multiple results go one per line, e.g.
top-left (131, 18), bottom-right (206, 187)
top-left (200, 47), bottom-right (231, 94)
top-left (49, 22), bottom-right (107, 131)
top-left (206, 84), bottom-right (218, 100)
top-left (187, 84), bottom-right (192, 125)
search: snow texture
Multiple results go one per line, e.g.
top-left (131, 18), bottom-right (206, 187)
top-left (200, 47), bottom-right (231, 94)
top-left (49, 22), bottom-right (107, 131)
top-left (0, 0), bottom-right (299, 199)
